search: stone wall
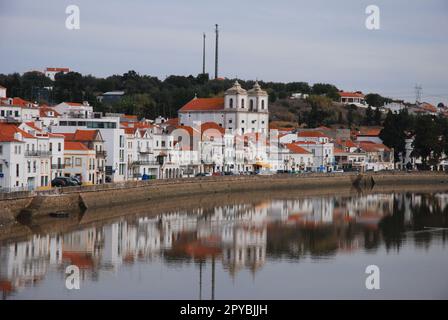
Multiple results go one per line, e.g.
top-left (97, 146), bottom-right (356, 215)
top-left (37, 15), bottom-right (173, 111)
top-left (1, 172), bottom-right (448, 223)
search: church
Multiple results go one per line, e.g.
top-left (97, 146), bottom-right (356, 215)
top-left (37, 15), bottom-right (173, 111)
top-left (178, 81), bottom-right (269, 135)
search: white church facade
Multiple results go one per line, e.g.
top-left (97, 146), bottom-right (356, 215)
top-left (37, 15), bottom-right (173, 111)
top-left (178, 81), bottom-right (269, 135)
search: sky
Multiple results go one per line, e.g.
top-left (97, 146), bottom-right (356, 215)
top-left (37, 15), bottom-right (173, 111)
top-left (0, 0), bottom-right (447, 104)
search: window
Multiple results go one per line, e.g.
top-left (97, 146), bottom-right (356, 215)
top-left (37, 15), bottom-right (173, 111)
top-left (0, 164), bottom-right (3, 173)
top-left (0, 145), bottom-right (2, 155)
top-left (229, 119), bottom-right (233, 124)
top-left (58, 143), bottom-right (61, 152)
top-left (250, 99), bottom-right (254, 111)
top-left (16, 164), bottom-right (19, 177)
top-left (0, 110), bottom-right (4, 117)
top-left (49, 143), bottom-right (52, 152)
top-left (75, 158), bottom-right (82, 166)
top-left (65, 158), bottom-right (71, 166)
top-left (119, 135), bottom-right (125, 148)
top-left (241, 120), bottom-right (245, 123)
top-left (229, 98), bottom-right (233, 108)
top-left (241, 99), bottom-right (245, 108)
top-left (14, 111), bottom-right (19, 117)
top-left (261, 100), bottom-right (265, 109)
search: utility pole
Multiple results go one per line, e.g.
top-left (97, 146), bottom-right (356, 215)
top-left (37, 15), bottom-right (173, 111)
top-left (214, 24), bottom-right (219, 79)
top-left (202, 33), bottom-right (206, 75)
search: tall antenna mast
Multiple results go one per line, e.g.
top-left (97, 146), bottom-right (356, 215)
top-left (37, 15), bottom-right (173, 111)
top-left (202, 33), bottom-right (206, 74)
top-left (415, 84), bottom-right (422, 104)
top-left (214, 24), bottom-right (219, 79)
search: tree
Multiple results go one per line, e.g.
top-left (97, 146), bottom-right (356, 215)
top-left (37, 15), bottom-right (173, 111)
top-left (380, 109), bottom-right (411, 163)
top-left (364, 106), bottom-right (374, 125)
top-left (412, 115), bottom-right (442, 169)
top-left (374, 107), bottom-right (382, 125)
top-left (365, 93), bottom-right (392, 108)
top-left (347, 106), bottom-right (355, 127)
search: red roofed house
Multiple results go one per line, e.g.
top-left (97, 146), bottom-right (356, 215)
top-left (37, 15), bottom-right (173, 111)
top-left (61, 129), bottom-right (106, 184)
top-left (358, 141), bottom-right (394, 171)
top-left (284, 143), bottom-right (313, 171)
top-left (339, 91), bottom-right (367, 107)
top-left (355, 127), bottom-right (383, 144)
top-left (63, 140), bottom-right (97, 185)
top-left (178, 81), bottom-right (269, 135)
top-left (0, 94), bottom-right (40, 121)
top-left (44, 67), bottom-right (70, 81)
top-left (0, 123), bottom-right (52, 191)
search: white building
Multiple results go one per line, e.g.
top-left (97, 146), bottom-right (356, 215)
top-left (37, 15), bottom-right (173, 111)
top-left (179, 81), bottom-right (269, 135)
top-left (44, 67), bottom-right (70, 81)
top-left (50, 113), bottom-right (126, 182)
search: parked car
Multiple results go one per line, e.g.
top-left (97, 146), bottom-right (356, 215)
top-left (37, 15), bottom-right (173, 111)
top-left (69, 177), bottom-right (82, 185)
top-left (51, 177), bottom-right (78, 187)
top-left (195, 172), bottom-right (212, 177)
top-left (212, 172), bottom-right (223, 176)
top-left (223, 171), bottom-right (234, 176)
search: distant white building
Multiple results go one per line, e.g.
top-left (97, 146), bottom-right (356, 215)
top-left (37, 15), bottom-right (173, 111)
top-left (44, 67), bottom-right (70, 81)
top-left (53, 101), bottom-right (93, 118)
top-left (0, 85), bottom-right (6, 99)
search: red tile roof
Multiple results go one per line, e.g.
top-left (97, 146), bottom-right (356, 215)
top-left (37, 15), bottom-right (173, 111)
top-left (297, 131), bottom-right (327, 138)
top-left (164, 118), bottom-right (179, 126)
top-left (201, 122), bottom-right (225, 135)
top-left (73, 129), bottom-right (98, 141)
top-left (285, 143), bottom-right (311, 154)
top-left (61, 130), bottom-right (100, 142)
top-left (339, 91), bottom-right (365, 98)
top-left (358, 128), bottom-right (382, 136)
top-left (179, 97), bottom-right (224, 112)
top-left (359, 141), bottom-right (390, 152)
top-left (24, 122), bottom-right (42, 132)
top-left (124, 127), bottom-right (138, 135)
top-left (64, 141), bottom-right (90, 151)
top-left (64, 102), bottom-right (83, 107)
top-left (46, 67), bottom-right (70, 72)
top-left (10, 97), bottom-right (35, 108)
top-left (39, 106), bottom-right (60, 117)
top-left (0, 123), bottom-right (35, 142)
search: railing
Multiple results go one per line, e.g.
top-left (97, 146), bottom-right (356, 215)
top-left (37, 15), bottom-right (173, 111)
top-left (138, 147), bottom-right (153, 154)
top-left (96, 150), bottom-right (107, 158)
top-left (25, 150), bottom-right (52, 157)
top-left (51, 164), bottom-right (66, 169)
top-left (132, 160), bottom-right (160, 166)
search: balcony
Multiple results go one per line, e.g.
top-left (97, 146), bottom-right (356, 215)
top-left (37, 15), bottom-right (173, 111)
top-left (138, 147), bottom-right (153, 154)
top-left (131, 160), bottom-right (160, 166)
top-left (96, 150), bottom-right (107, 158)
top-left (25, 150), bottom-right (52, 157)
top-left (51, 164), bottom-right (66, 169)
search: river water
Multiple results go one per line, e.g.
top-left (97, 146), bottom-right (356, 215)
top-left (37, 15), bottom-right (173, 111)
top-left (0, 188), bottom-right (447, 299)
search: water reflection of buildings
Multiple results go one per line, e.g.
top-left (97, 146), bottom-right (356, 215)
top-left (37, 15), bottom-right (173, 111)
top-left (1, 192), bottom-right (447, 298)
